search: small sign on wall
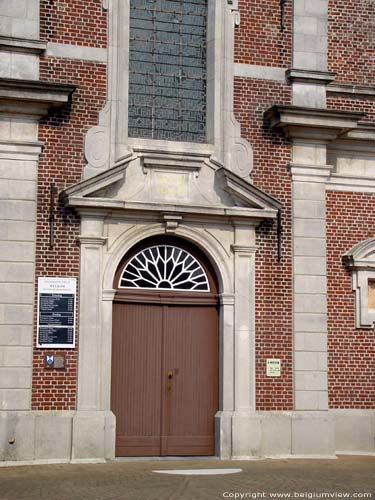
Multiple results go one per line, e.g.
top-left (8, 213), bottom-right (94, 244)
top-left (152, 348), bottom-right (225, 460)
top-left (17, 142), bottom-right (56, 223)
top-left (37, 277), bottom-right (77, 348)
top-left (266, 358), bottom-right (281, 377)
top-left (44, 354), bottom-right (66, 369)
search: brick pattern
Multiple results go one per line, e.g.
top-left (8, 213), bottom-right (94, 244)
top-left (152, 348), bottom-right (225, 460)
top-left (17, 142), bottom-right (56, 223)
top-left (234, 0), bottom-right (292, 68)
top-left (327, 95), bottom-right (375, 124)
top-left (326, 191), bottom-right (375, 408)
top-left (328, 0), bottom-right (375, 85)
top-left (31, 57), bottom-right (107, 410)
top-left (234, 78), bottom-right (293, 410)
top-left (40, 0), bottom-right (107, 48)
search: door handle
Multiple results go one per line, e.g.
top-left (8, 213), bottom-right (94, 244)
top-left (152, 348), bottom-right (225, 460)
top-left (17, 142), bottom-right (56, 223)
top-left (167, 371), bottom-right (173, 380)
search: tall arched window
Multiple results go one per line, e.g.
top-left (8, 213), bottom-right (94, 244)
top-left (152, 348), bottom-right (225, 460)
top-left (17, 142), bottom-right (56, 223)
top-left (128, 0), bottom-right (207, 143)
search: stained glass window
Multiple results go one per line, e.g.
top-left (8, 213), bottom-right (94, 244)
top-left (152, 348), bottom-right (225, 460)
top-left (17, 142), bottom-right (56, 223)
top-left (128, 0), bottom-right (207, 142)
top-left (119, 245), bottom-right (210, 291)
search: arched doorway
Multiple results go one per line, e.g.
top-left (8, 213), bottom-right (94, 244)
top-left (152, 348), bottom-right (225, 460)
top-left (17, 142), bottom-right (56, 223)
top-left (111, 236), bottom-right (219, 456)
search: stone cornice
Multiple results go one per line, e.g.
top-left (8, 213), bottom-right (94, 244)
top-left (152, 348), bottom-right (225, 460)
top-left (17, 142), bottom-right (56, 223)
top-left (286, 69), bottom-right (336, 84)
top-left (328, 83), bottom-right (375, 97)
top-left (0, 78), bottom-right (76, 117)
top-left (78, 236), bottom-right (107, 246)
top-left (0, 36), bottom-right (46, 54)
top-left (264, 105), bottom-right (366, 140)
top-left (231, 244), bottom-right (257, 255)
top-left (289, 163), bottom-right (333, 183)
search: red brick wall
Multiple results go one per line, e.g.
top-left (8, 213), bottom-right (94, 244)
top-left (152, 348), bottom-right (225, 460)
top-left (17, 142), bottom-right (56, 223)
top-left (328, 0), bottom-right (375, 86)
top-left (234, 78), bottom-right (293, 410)
top-left (40, 0), bottom-right (107, 48)
top-left (32, 57), bottom-right (107, 410)
top-left (327, 191), bottom-right (375, 409)
top-left (327, 95), bottom-right (375, 124)
top-left (235, 0), bottom-right (292, 68)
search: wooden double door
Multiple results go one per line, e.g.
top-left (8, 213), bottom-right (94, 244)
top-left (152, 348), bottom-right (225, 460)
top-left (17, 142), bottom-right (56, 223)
top-left (111, 300), bottom-right (219, 456)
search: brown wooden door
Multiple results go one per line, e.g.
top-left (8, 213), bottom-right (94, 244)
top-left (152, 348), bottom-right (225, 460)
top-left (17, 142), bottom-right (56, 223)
top-left (111, 301), bottom-right (218, 456)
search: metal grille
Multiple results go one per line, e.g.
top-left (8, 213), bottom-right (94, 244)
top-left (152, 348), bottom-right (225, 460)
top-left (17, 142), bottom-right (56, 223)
top-left (128, 0), bottom-right (207, 143)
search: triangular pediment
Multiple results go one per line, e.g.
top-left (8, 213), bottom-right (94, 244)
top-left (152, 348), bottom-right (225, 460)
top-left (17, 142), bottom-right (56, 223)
top-left (61, 153), bottom-right (281, 220)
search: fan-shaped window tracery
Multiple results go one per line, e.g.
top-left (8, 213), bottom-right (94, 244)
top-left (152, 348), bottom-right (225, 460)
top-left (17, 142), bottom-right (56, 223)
top-left (119, 245), bottom-right (210, 292)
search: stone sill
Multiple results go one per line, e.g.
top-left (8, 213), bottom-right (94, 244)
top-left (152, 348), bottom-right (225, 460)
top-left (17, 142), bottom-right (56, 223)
top-left (0, 36), bottom-right (47, 54)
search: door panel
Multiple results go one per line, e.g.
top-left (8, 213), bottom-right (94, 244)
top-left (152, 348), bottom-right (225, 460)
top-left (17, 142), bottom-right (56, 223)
top-left (162, 305), bottom-right (219, 455)
top-left (111, 302), bottom-right (218, 456)
top-left (111, 302), bottom-right (163, 456)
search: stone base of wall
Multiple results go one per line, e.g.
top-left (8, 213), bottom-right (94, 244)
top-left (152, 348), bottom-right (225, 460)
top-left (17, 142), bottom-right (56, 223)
top-left (0, 410), bottom-right (374, 464)
top-left (0, 411), bottom-right (115, 463)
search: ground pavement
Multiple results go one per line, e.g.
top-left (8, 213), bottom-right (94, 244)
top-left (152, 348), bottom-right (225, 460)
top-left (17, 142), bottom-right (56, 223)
top-left (0, 456), bottom-right (374, 500)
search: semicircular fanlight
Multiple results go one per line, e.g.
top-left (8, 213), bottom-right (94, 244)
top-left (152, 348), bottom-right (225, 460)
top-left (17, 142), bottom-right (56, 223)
top-left (119, 245), bottom-right (210, 292)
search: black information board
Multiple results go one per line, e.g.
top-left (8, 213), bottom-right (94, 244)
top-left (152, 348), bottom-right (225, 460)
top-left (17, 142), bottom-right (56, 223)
top-left (37, 278), bottom-right (76, 348)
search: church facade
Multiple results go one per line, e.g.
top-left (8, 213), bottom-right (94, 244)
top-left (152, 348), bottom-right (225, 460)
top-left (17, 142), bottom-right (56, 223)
top-left (0, 0), bottom-right (374, 463)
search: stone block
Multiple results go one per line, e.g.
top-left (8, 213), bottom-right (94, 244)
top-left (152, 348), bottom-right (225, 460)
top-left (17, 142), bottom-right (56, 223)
top-left (104, 411), bottom-right (116, 459)
top-left (0, 221), bottom-right (36, 242)
top-left (295, 351), bottom-right (319, 371)
top-left (0, 412), bottom-right (35, 461)
top-left (294, 200), bottom-right (326, 219)
top-left (0, 242), bottom-right (35, 262)
top-left (293, 182), bottom-right (325, 202)
top-left (0, 161), bottom-right (37, 181)
top-left (0, 117), bottom-right (11, 140)
top-left (10, 53), bottom-right (39, 81)
top-left (295, 391), bottom-right (319, 410)
top-left (0, 325), bottom-right (32, 346)
top-left (294, 237), bottom-right (326, 257)
top-left (0, 389), bottom-right (30, 410)
top-left (0, 283), bottom-right (34, 304)
top-left (0, 51), bottom-right (11, 79)
top-left (0, 179), bottom-right (36, 200)
top-left (294, 256), bottom-right (326, 276)
top-left (0, 200), bottom-right (36, 222)
top-left (0, 0), bottom-right (27, 18)
top-left (294, 52), bottom-right (318, 71)
top-left (72, 412), bottom-right (111, 460)
top-left (294, 275), bottom-right (327, 294)
top-left (304, 0), bottom-right (328, 17)
top-left (260, 413), bottom-right (292, 456)
top-left (332, 410), bottom-right (375, 454)
top-left (9, 118), bottom-right (38, 142)
top-left (0, 367), bottom-right (31, 389)
top-left (293, 141), bottom-right (327, 165)
top-left (0, 346), bottom-right (32, 367)
top-left (294, 219), bottom-right (326, 238)
top-left (295, 391), bottom-right (327, 411)
top-left (292, 413), bottom-right (335, 456)
top-left (3, 304), bottom-right (33, 325)
top-left (295, 371), bottom-right (327, 391)
top-left (292, 82), bottom-right (326, 108)
top-left (0, 17), bottom-right (12, 37)
top-left (232, 412), bottom-right (262, 458)
top-left (294, 313), bottom-right (327, 333)
top-left (215, 411), bottom-right (232, 458)
top-left (0, 262), bottom-right (34, 283)
top-left (316, 53), bottom-right (328, 72)
top-left (26, 0), bottom-right (40, 21)
top-left (294, 16), bottom-right (318, 35)
top-left (11, 19), bottom-right (39, 39)
top-left (294, 294), bottom-right (326, 313)
top-left (295, 332), bottom-right (327, 352)
top-left (303, 35), bottom-right (327, 54)
top-left (35, 413), bottom-right (73, 460)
